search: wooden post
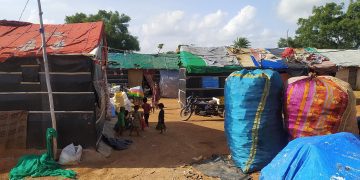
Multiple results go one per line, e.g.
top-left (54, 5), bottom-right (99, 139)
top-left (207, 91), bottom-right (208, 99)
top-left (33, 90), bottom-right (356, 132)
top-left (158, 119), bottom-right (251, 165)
top-left (37, 0), bottom-right (57, 158)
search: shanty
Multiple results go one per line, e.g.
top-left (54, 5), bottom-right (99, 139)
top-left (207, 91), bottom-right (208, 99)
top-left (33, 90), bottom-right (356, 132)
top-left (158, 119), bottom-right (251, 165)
top-left (0, 1), bottom-right (359, 180)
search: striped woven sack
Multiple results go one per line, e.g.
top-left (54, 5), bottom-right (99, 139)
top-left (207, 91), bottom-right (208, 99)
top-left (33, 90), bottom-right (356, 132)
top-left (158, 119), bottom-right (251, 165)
top-left (225, 69), bottom-right (288, 173)
top-left (285, 76), bottom-right (358, 139)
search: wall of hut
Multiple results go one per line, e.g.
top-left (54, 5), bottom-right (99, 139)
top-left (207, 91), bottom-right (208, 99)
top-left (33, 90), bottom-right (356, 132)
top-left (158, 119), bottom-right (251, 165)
top-left (0, 55), bottom-right (104, 149)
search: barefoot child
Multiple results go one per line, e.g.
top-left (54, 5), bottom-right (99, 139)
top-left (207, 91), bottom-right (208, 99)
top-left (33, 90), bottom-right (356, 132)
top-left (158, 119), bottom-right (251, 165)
top-left (141, 97), bottom-right (151, 127)
top-left (156, 103), bottom-right (166, 134)
top-left (129, 105), bottom-right (141, 136)
top-left (115, 107), bottom-right (126, 136)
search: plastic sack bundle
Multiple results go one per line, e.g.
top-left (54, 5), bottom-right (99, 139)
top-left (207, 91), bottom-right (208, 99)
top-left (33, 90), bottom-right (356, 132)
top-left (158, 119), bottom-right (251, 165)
top-left (261, 132), bottom-right (360, 180)
top-left (285, 76), bottom-right (358, 139)
top-left (128, 86), bottom-right (144, 98)
top-left (225, 69), bottom-right (288, 173)
top-left (9, 128), bottom-right (76, 180)
top-left (58, 143), bottom-right (83, 165)
top-left (113, 91), bottom-right (131, 112)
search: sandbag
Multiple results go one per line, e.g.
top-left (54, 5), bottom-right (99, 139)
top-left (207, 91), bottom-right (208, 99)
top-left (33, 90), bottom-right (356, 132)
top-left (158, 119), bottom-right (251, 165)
top-left (261, 132), bottom-right (360, 180)
top-left (225, 69), bottom-right (288, 173)
top-left (285, 76), bottom-right (358, 139)
top-left (58, 143), bottom-right (83, 165)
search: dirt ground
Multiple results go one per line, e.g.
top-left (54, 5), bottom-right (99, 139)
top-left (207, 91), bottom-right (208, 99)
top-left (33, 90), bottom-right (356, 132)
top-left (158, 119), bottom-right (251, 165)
top-left (0, 98), bottom-right (359, 180)
top-left (0, 99), bottom-right (230, 180)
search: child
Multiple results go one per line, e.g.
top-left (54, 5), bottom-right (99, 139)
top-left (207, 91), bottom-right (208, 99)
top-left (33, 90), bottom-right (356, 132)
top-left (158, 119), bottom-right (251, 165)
top-left (151, 83), bottom-right (160, 113)
top-left (141, 97), bottom-right (151, 127)
top-left (156, 103), bottom-right (166, 134)
top-left (115, 107), bottom-right (126, 136)
top-left (129, 105), bottom-right (141, 136)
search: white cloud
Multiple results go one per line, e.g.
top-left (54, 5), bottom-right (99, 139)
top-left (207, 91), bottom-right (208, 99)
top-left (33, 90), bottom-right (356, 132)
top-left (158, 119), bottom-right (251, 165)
top-left (221, 5), bottom-right (256, 37)
top-left (27, 9), bottom-right (56, 24)
top-left (133, 5), bottom-right (282, 53)
top-left (277, 0), bottom-right (343, 23)
top-left (141, 10), bottom-right (185, 36)
top-left (198, 10), bottom-right (226, 29)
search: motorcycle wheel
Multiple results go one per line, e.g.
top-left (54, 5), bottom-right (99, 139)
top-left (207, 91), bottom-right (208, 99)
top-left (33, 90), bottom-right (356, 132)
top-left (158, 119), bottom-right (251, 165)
top-left (219, 110), bottom-right (225, 118)
top-left (180, 108), bottom-right (193, 121)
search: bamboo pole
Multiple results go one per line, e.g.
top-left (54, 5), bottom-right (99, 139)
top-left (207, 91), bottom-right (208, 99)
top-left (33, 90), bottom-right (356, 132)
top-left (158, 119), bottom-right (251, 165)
top-left (37, 0), bottom-right (57, 158)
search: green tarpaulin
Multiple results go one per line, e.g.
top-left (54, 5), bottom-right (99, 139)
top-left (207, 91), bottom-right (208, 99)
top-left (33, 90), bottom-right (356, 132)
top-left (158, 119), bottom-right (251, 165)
top-left (9, 128), bottom-right (76, 180)
top-left (108, 53), bottom-right (179, 70)
top-left (179, 46), bottom-right (242, 74)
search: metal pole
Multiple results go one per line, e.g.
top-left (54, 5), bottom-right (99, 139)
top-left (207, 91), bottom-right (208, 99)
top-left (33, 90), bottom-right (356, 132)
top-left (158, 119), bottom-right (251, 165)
top-left (37, 0), bottom-right (57, 158)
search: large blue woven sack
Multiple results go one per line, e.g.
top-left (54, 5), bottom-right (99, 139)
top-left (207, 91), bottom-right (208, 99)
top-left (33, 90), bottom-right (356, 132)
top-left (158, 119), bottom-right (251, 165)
top-left (225, 69), bottom-right (287, 173)
top-left (261, 132), bottom-right (360, 180)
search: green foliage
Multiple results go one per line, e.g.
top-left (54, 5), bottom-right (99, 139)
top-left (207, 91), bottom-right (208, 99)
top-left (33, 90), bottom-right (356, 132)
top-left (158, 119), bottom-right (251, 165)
top-left (278, 1), bottom-right (360, 49)
top-left (65, 10), bottom-right (140, 51)
top-left (277, 37), bottom-right (301, 48)
top-left (233, 37), bottom-right (251, 48)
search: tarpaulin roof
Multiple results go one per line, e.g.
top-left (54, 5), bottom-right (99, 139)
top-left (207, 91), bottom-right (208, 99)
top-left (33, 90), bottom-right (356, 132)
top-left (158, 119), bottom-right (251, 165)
top-left (0, 20), bottom-right (104, 62)
top-left (108, 53), bottom-right (179, 70)
top-left (317, 49), bottom-right (360, 67)
top-left (180, 46), bottom-right (242, 73)
top-left (179, 46), bottom-right (288, 73)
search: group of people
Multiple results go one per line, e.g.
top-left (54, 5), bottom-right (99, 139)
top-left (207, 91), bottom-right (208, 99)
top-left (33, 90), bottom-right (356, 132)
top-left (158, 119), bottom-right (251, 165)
top-left (114, 97), bottom-right (166, 137)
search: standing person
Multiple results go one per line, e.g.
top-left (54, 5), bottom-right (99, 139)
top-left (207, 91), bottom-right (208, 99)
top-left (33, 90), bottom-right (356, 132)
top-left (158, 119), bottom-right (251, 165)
top-left (141, 97), bottom-right (151, 127)
top-left (129, 105), bottom-right (141, 136)
top-left (114, 107), bottom-right (126, 136)
top-left (156, 103), bottom-right (166, 134)
top-left (152, 83), bottom-right (160, 113)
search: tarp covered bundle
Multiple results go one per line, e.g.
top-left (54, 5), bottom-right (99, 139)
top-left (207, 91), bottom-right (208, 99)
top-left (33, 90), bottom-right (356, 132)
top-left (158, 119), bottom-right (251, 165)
top-left (128, 86), bottom-right (144, 98)
top-left (261, 132), bottom-right (360, 180)
top-left (9, 128), bottom-right (76, 180)
top-left (285, 76), bottom-right (358, 139)
top-left (0, 20), bottom-right (105, 62)
top-left (224, 69), bottom-right (288, 173)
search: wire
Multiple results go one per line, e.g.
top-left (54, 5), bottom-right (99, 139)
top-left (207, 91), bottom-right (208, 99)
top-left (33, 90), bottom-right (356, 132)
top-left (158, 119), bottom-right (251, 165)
top-left (18, 0), bottom-right (31, 21)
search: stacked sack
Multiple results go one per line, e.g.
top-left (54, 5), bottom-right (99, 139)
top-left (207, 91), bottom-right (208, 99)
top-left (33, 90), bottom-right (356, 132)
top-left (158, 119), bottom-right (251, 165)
top-left (225, 69), bottom-right (288, 173)
top-left (285, 75), bottom-right (358, 139)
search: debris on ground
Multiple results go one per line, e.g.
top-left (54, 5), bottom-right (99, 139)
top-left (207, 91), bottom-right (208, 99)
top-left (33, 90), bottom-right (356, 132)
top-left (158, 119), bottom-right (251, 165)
top-left (192, 154), bottom-right (250, 180)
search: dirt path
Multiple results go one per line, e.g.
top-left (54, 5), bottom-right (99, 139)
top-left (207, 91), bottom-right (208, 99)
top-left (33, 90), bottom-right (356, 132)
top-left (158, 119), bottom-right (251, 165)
top-left (1, 99), bottom-right (358, 179)
top-left (0, 99), bottom-right (229, 179)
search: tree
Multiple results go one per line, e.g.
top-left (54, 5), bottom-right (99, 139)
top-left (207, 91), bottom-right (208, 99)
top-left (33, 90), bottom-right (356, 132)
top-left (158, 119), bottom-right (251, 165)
top-left (157, 43), bottom-right (164, 53)
top-left (277, 1), bottom-right (360, 49)
top-left (65, 10), bottom-right (140, 51)
top-left (233, 37), bottom-right (250, 48)
top-left (277, 37), bottom-right (301, 48)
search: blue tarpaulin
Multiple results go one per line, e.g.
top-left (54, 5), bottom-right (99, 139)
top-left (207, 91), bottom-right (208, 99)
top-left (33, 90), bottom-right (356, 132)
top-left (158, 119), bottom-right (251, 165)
top-left (202, 77), bottom-right (219, 88)
top-left (261, 132), bottom-right (360, 180)
top-left (225, 69), bottom-right (288, 173)
top-left (250, 56), bottom-right (288, 70)
top-left (260, 59), bottom-right (288, 69)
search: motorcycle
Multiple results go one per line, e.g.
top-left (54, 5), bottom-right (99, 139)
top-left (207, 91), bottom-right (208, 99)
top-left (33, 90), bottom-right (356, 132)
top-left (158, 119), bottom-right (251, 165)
top-left (180, 96), bottom-right (225, 121)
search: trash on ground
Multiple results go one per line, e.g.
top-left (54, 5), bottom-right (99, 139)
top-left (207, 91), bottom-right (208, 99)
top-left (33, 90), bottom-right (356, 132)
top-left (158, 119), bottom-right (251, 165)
top-left (192, 155), bottom-right (250, 180)
top-left (58, 143), bottom-right (83, 165)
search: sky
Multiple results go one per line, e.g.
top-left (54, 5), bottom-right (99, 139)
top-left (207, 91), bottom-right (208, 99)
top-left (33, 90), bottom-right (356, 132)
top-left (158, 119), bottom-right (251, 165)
top-left (0, 0), bottom-right (346, 53)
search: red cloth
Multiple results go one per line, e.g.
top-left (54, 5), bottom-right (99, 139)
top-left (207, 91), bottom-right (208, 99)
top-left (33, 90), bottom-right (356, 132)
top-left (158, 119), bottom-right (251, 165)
top-left (0, 20), bottom-right (104, 62)
top-left (281, 48), bottom-right (295, 58)
top-left (141, 103), bottom-right (151, 114)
